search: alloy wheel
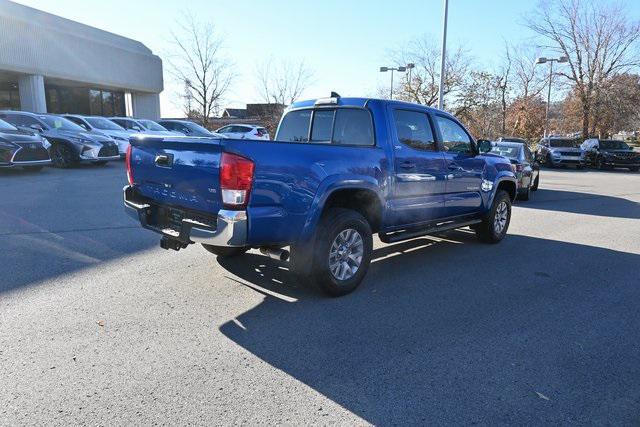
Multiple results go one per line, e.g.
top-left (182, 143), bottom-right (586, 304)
top-left (328, 228), bottom-right (364, 281)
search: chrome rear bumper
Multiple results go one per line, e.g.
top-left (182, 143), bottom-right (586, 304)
top-left (123, 185), bottom-right (247, 247)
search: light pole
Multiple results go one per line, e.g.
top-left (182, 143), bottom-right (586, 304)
top-left (536, 55), bottom-right (568, 138)
top-left (380, 66), bottom-right (406, 100)
top-left (438, 0), bottom-right (449, 110)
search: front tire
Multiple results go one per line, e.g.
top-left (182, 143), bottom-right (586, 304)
top-left (201, 244), bottom-right (248, 258)
top-left (531, 175), bottom-right (539, 191)
top-left (476, 190), bottom-right (512, 244)
top-left (312, 208), bottom-right (373, 297)
top-left (518, 185), bottom-right (531, 201)
top-left (50, 143), bottom-right (78, 168)
top-left (546, 153), bottom-right (555, 168)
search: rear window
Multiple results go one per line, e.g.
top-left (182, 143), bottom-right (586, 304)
top-left (277, 110), bottom-right (311, 142)
top-left (277, 108), bottom-right (374, 146)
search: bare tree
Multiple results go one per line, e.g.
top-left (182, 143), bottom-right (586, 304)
top-left (391, 36), bottom-right (471, 108)
top-left (169, 14), bottom-right (234, 127)
top-left (526, 0), bottom-right (640, 137)
top-left (256, 58), bottom-right (314, 106)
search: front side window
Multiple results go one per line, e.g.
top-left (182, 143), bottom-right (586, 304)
top-left (392, 110), bottom-right (435, 151)
top-left (435, 115), bottom-right (473, 154)
top-left (139, 120), bottom-right (167, 132)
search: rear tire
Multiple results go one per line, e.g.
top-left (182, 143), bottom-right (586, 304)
top-left (22, 166), bottom-right (44, 172)
top-left (531, 176), bottom-right (539, 191)
top-left (476, 190), bottom-right (511, 244)
top-left (518, 185), bottom-right (531, 201)
top-left (50, 143), bottom-right (77, 168)
top-left (311, 208), bottom-right (373, 297)
top-left (201, 245), bottom-right (248, 258)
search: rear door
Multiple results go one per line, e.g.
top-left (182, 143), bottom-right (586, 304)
top-left (390, 108), bottom-right (446, 225)
top-left (434, 114), bottom-right (484, 216)
top-left (130, 138), bottom-right (224, 215)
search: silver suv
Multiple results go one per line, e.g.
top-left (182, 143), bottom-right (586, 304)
top-left (537, 137), bottom-right (585, 169)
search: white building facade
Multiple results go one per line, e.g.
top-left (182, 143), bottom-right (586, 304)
top-left (0, 0), bottom-right (163, 119)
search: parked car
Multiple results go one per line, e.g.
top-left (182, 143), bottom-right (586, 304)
top-left (0, 118), bottom-right (51, 171)
top-left (581, 138), bottom-right (640, 172)
top-left (490, 141), bottom-right (539, 200)
top-left (0, 111), bottom-right (119, 168)
top-left (110, 117), bottom-right (179, 136)
top-left (215, 124), bottom-right (270, 140)
top-left (64, 115), bottom-right (132, 157)
top-left (496, 137), bottom-right (528, 144)
top-left (537, 137), bottom-right (585, 168)
top-left (124, 95), bottom-right (517, 296)
top-left (158, 119), bottom-right (226, 138)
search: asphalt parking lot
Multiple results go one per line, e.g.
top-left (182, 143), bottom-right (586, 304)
top-left (1, 162), bottom-right (639, 425)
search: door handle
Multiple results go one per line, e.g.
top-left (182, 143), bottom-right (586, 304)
top-left (155, 154), bottom-right (172, 167)
top-left (400, 161), bottom-right (415, 169)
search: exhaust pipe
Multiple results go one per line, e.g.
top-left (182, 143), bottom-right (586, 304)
top-left (260, 247), bottom-right (290, 262)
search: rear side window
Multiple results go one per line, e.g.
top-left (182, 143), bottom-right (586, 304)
top-left (277, 110), bottom-right (312, 142)
top-left (393, 110), bottom-right (435, 151)
top-left (333, 109), bottom-right (374, 146)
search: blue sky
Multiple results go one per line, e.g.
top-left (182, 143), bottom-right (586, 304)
top-left (14, 0), bottom-right (640, 117)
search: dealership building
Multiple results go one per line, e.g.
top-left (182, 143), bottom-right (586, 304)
top-left (0, 0), bottom-right (163, 119)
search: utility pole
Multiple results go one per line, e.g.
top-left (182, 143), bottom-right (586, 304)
top-left (438, 0), bottom-right (449, 110)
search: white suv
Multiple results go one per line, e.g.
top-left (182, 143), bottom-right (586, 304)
top-left (215, 124), bottom-right (270, 140)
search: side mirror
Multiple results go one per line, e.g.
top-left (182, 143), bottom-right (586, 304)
top-left (29, 123), bottom-right (44, 133)
top-left (132, 126), bottom-right (142, 132)
top-left (477, 139), bottom-right (492, 153)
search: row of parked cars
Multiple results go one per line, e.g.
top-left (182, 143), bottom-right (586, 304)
top-left (0, 110), bottom-right (270, 171)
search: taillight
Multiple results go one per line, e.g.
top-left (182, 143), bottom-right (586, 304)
top-left (126, 144), bottom-right (134, 185)
top-left (220, 152), bottom-right (254, 208)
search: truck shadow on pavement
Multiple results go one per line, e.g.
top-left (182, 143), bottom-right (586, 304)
top-left (218, 231), bottom-right (640, 424)
top-left (521, 189), bottom-right (640, 219)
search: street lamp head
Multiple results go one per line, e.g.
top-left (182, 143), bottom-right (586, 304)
top-left (406, 63), bottom-right (415, 69)
top-left (380, 67), bottom-right (389, 72)
top-left (535, 57), bottom-right (548, 64)
top-left (558, 56), bottom-right (569, 63)
top-left (397, 66), bottom-right (407, 72)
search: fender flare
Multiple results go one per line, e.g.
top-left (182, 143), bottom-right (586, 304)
top-left (488, 173), bottom-right (518, 206)
top-left (298, 175), bottom-right (385, 242)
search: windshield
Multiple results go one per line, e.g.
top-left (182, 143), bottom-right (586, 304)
top-left (138, 120), bottom-right (168, 132)
top-left (184, 122), bottom-right (212, 135)
top-left (549, 139), bottom-right (579, 148)
top-left (39, 115), bottom-right (86, 132)
top-left (490, 145), bottom-right (521, 159)
top-left (599, 140), bottom-right (630, 150)
top-left (87, 117), bottom-right (125, 131)
top-left (0, 118), bottom-right (17, 131)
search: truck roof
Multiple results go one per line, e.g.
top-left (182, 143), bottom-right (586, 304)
top-left (289, 97), bottom-right (451, 117)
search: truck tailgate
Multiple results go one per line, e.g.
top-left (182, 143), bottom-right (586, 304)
top-left (130, 137), bottom-right (223, 215)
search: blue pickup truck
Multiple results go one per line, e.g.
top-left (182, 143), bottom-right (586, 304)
top-left (124, 95), bottom-right (517, 296)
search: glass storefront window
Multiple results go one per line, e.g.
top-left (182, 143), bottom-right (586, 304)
top-left (0, 82), bottom-right (20, 110)
top-left (45, 85), bottom-right (125, 117)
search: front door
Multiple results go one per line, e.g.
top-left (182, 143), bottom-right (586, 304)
top-left (433, 114), bottom-right (483, 217)
top-left (390, 108), bottom-right (447, 226)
